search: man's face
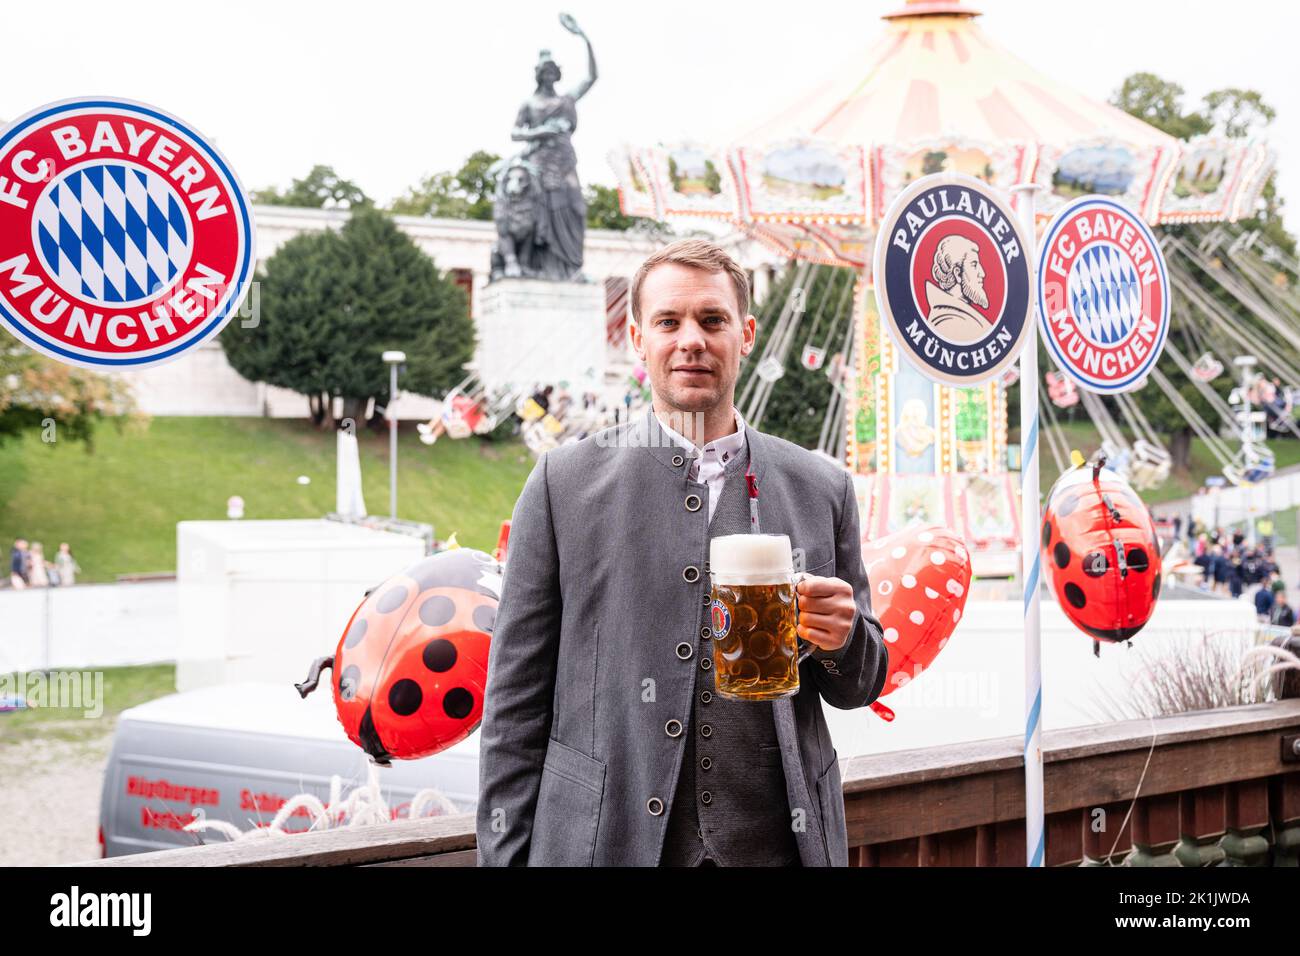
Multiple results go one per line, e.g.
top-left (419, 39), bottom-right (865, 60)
top-left (959, 248), bottom-right (988, 309)
top-left (629, 262), bottom-right (756, 415)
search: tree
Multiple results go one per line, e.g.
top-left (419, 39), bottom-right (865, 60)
top-left (1204, 88), bottom-right (1276, 140)
top-left (584, 182), bottom-right (673, 238)
top-left (0, 348), bottom-right (140, 449)
top-left (253, 165), bottom-right (371, 209)
top-left (1107, 73), bottom-right (1292, 472)
top-left (389, 150), bottom-right (500, 219)
top-left (734, 265), bottom-right (855, 449)
top-left (1109, 73), bottom-right (1211, 140)
top-left (220, 207), bottom-right (474, 428)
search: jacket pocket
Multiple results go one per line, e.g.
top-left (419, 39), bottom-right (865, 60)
top-left (814, 748), bottom-right (849, 867)
top-left (758, 743), bottom-right (783, 768)
top-left (528, 737), bottom-right (606, 867)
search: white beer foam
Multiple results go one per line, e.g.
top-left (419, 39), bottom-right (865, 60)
top-left (710, 533), bottom-right (793, 585)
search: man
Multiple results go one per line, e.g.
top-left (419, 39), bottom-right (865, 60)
top-left (1270, 591), bottom-right (1296, 630)
top-left (1254, 579), bottom-right (1275, 620)
top-left (924, 235), bottom-right (992, 344)
top-left (477, 238), bottom-right (889, 866)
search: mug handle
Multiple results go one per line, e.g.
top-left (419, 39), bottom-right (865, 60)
top-left (794, 572), bottom-right (817, 663)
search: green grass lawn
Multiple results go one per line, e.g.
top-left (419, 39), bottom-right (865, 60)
top-left (1021, 422), bottom-right (1300, 508)
top-left (0, 663), bottom-right (176, 747)
top-left (0, 418), bottom-right (535, 583)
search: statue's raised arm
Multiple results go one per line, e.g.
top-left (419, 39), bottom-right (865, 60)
top-left (559, 13), bottom-right (597, 101)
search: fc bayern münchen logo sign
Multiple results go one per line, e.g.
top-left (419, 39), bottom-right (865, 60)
top-left (1037, 196), bottom-right (1169, 393)
top-left (0, 98), bottom-right (254, 369)
top-left (874, 172), bottom-right (1031, 387)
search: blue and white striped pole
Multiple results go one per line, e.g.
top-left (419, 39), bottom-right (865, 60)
top-left (1011, 182), bottom-right (1045, 868)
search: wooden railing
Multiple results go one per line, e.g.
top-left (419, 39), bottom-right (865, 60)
top-left (81, 700), bottom-right (1300, 867)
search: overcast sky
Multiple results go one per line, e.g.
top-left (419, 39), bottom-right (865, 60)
top-left (4, 1), bottom-right (1296, 231)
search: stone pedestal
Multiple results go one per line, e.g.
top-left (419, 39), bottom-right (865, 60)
top-left (476, 277), bottom-right (607, 394)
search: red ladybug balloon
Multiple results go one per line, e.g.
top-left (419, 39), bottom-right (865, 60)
top-left (860, 524), bottom-right (972, 721)
top-left (1041, 455), bottom-right (1162, 643)
top-left (296, 548), bottom-right (500, 764)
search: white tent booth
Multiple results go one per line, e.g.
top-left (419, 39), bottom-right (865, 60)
top-left (176, 520), bottom-right (425, 692)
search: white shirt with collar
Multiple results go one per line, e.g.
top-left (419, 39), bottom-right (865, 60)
top-left (654, 406), bottom-right (748, 522)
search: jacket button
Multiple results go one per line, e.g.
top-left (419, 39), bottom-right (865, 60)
top-left (700, 724), bottom-right (712, 738)
top-left (700, 791), bottom-right (712, 805)
top-left (672, 454), bottom-right (685, 467)
top-left (646, 797), bottom-right (664, 816)
top-left (675, 642), bottom-right (693, 660)
top-left (700, 626), bottom-right (711, 639)
top-left (685, 494), bottom-right (702, 512)
top-left (700, 690), bottom-right (712, 704)
top-left (700, 657), bottom-right (712, 670)
top-left (701, 756), bottom-right (712, 770)
top-left (682, 565), bottom-right (700, 583)
top-left (665, 719), bottom-right (683, 738)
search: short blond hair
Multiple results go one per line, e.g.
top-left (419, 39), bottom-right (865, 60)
top-left (630, 238), bottom-right (750, 324)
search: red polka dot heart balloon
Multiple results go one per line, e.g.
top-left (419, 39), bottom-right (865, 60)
top-left (295, 549), bottom-right (501, 764)
top-left (860, 524), bottom-right (972, 721)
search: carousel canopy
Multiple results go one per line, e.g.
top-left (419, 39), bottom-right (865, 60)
top-left (610, 0), bottom-right (1274, 270)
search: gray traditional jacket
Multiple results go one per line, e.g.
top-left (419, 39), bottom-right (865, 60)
top-left (476, 407), bottom-right (888, 866)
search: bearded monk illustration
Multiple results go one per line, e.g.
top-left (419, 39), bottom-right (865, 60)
top-left (924, 235), bottom-right (993, 344)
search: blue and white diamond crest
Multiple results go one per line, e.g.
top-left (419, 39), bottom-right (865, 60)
top-left (33, 162), bottom-right (192, 307)
top-left (1067, 242), bottom-right (1141, 347)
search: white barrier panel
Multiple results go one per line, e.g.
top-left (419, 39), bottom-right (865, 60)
top-left (1192, 470), bottom-right (1300, 531)
top-left (823, 595), bottom-right (1260, 758)
top-left (0, 581), bottom-right (178, 673)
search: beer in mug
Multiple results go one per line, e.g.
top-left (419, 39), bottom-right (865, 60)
top-left (708, 533), bottom-right (812, 701)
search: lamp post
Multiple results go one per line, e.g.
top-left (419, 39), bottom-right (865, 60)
top-left (382, 350), bottom-right (406, 519)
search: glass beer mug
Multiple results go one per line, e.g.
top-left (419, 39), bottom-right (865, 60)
top-left (708, 533), bottom-right (816, 701)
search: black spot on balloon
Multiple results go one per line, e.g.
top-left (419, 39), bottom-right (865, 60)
top-left (1058, 494), bottom-right (1081, 518)
top-left (1127, 547), bottom-right (1149, 572)
top-left (418, 595), bottom-right (455, 627)
top-left (1053, 542), bottom-right (1070, 569)
top-left (388, 678), bottom-right (422, 716)
top-left (1152, 571), bottom-right (1162, 600)
top-left (443, 687), bottom-right (474, 720)
top-left (357, 707), bottom-right (391, 764)
top-left (423, 638), bottom-right (457, 672)
top-left (1042, 521), bottom-right (1052, 548)
top-left (377, 586), bottom-right (408, 613)
top-left (339, 665), bottom-right (361, 701)
top-left (472, 604), bottom-right (496, 632)
top-left (1064, 582), bottom-right (1086, 609)
top-left (343, 618), bottom-right (367, 649)
top-left (1083, 551), bottom-right (1109, 578)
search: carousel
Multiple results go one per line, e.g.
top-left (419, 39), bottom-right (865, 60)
top-left (608, 0), bottom-right (1277, 573)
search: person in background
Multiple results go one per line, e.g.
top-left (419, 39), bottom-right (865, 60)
top-left (26, 542), bottom-right (49, 587)
top-left (54, 543), bottom-right (80, 587)
top-left (1255, 579), bottom-right (1275, 620)
top-left (9, 538), bottom-right (28, 589)
top-left (1228, 553), bottom-right (1245, 599)
top-left (1212, 545), bottom-right (1229, 595)
top-left (1270, 591), bottom-right (1296, 629)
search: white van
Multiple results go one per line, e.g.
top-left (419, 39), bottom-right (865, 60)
top-left (98, 682), bottom-right (479, 858)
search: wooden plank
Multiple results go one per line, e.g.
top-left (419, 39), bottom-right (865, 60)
top-left (78, 813), bottom-right (478, 868)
